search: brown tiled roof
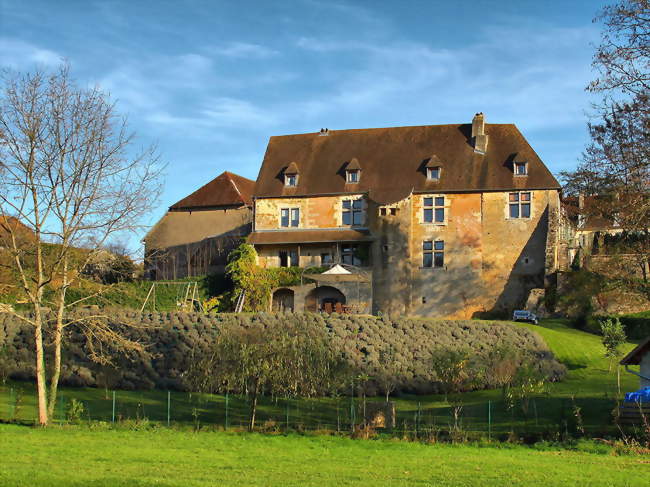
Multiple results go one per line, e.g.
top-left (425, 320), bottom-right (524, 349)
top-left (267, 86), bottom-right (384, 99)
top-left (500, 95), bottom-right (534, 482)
top-left (254, 123), bottom-right (560, 204)
top-left (347, 158), bottom-right (362, 170)
top-left (425, 154), bottom-right (442, 168)
top-left (620, 336), bottom-right (650, 365)
top-left (248, 228), bottom-right (373, 245)
top-left (562, 195), bottom-right (633, 231)
top-left (285, 162), bottom-right (299, 174)
top-left (170, 171), bottom-right (255, 210)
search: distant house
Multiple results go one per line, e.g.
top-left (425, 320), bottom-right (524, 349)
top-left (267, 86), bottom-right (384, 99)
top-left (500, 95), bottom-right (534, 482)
top-left (144, 171), bottom-right (254, 280)
top-left (559, 194), bottom-right (650, 279)
top-left (248, 113), bottom-right (562, 318)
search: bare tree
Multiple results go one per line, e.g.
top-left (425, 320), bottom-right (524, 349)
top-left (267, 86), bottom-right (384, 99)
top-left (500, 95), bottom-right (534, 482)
top-left (0, 64), bottom-right (163, 425)
top-left (588, 0), bottom-right (650, 96)
top-left (561, 1), bottom-right (650, 283)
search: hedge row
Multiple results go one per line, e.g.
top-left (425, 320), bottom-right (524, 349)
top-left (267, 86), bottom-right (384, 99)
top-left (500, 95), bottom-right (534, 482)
top-left (0, 311), bottom-right (565, 395)
top-left (576, 314), bottom-right (650, 340)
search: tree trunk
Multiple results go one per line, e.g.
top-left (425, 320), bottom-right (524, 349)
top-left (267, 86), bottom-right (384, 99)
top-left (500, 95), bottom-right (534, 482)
top-left (34, 312), bottom-right (48, 426)
top-left (47, 262), bottom-right (68, 420)
top-left (249, 380), bottom-right (259, 431)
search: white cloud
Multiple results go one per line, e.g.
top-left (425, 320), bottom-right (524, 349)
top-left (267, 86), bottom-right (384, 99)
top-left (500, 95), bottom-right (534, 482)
top-left (291, 24), bottom-right (598, 132)
top-left (210, 42), bottom-right (278, 58)
top-left (201, 97), bottom-right (277, 126)
top-left (0, 38), bottom-right (62, 70)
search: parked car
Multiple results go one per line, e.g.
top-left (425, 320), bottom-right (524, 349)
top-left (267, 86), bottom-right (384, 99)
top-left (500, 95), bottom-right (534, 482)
top-left (512, 310), bottom-right (538, 325)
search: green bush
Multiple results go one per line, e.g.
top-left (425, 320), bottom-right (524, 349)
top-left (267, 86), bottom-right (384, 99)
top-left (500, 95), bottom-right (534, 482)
top-left (576, 314), bottom-right (650, 340)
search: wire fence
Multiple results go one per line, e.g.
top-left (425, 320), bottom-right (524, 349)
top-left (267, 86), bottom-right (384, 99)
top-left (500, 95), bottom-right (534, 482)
top-left (0, 384), bottom-right (624, 438)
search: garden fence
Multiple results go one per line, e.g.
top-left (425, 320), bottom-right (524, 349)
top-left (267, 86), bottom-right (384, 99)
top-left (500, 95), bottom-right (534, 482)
top-left (0, 384), bottom-right (622, 438)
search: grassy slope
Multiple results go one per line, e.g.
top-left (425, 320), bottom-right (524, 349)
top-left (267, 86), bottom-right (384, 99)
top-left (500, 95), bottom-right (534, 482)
top-left (0, 425), bottom-right (647, 487)
top-left (0, 319), bottom-right (640, 434)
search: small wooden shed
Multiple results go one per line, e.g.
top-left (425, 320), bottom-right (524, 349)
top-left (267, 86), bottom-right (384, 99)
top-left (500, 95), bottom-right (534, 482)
top-left (620, 336), bottom-right (650, 388)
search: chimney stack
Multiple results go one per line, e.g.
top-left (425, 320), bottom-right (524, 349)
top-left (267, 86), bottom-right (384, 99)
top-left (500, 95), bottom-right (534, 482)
top-left (471, 112), bottom-right (488, 154)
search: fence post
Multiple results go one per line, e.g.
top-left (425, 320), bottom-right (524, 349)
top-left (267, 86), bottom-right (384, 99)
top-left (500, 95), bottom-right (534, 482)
top-left (225, 392), bottom-right (229, 430)
top-left (112, 391), bottom-right (116, 423)
top-left (59, 394), bottom-right (64, 423)
top-left (488, 400), bottom-right (491, 441)
top-left (9, 387), bottom-right (14, 419)
top-left (336, 400), bottom-right (340, 433)
top-left (285, 397), bottom-right (290, 431)
top-left (167, 391), bottom-right (171, 427)
top-left (416, 402), bottom-right (421, 438)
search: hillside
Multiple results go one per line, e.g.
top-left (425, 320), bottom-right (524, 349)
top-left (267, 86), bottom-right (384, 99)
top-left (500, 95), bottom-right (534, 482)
top-left (0, 317), bottom-right (639, 435)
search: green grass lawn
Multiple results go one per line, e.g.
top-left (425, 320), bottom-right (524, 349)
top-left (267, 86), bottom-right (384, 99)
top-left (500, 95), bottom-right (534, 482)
top-left (0, 319), bottom-right (641, 436)
top-left (0, 424), bottom-right (647, 487)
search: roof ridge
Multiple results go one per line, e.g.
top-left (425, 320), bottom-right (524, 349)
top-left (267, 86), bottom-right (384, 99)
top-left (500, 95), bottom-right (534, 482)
top-left (270, 123), bottom-right (518, 138)
top-left (228, 174), bottom-right (245, 204)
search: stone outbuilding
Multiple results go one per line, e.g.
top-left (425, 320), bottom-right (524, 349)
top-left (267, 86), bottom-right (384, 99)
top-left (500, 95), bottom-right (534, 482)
top-left (144, 171), bottom-right (254, 280)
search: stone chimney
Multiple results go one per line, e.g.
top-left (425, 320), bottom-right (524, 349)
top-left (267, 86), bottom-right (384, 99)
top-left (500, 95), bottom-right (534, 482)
top-left (471, 112), bottom-right (488, 154)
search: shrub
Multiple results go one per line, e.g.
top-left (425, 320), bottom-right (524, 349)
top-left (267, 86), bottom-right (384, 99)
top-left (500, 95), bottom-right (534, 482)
top-left (66, 398), bottom-right (85, 423)
top-left (0, 311), bottom-right (565, 395)
top-left (576, 313), bottom-right (650, 340)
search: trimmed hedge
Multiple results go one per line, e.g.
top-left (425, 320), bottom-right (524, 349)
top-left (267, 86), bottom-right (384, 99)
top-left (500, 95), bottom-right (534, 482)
top-left (578, 313), bottom-right (650, 340)
top-left (0, 311), bottom-right (565, 395)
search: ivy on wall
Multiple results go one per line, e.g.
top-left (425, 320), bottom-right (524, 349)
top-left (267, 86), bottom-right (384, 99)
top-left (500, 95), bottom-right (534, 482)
top-left (226, 243), bottom-right (326, 311)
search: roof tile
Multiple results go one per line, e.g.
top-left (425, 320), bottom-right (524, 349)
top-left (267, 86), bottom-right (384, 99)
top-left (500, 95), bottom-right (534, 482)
top-left (170, 171), bottom-right (255, 210)
top-left (254, 123), bottom-right (560, 204)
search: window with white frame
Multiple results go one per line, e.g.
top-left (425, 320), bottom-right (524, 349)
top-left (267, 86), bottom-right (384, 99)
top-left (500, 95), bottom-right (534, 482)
top-left (423, 240), bottom-right (444, 268)
top-left (423, 196), bottom-right (445, 223)
top-left (514, 162), bottom-right (528, 176)
top-left (342, 199), bottom-right (364, 226)
top-left (280, 208), bottom-right (300, 227)
top-left (427, 166), bottom-right (441, 180)
top-left (508, 192), bottom-right (531, 219)
top-left (346, 169), bottom-right (360, 183)
top-left (285, 174), bottom-right (298, 187)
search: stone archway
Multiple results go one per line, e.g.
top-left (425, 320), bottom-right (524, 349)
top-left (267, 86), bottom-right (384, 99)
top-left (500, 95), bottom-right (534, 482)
top-left (305, 285), bottom-right (346, 313)
top-left (272, 288), bottom-right (294, 312)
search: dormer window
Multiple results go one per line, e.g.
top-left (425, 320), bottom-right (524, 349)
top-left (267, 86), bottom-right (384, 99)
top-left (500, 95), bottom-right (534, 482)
top-left (284, 161), bottom-right (299, 186)
top-left (345, 158), bottom-right (361, 184)
top-left (346, 169), bottom-right (360, 183)
top-left (425, 154), bottom-right (442, 181)
top-left (285, 174), bottom-right (297, 186)
top-left (427, 166), bottom-right (441, 180)
top-left (514, 161), bottom-right (528, 176)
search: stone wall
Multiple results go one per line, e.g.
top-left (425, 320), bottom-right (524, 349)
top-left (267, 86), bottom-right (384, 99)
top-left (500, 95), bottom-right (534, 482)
top-left (252, 189), bottom-right (560, 318)
top-left (254, 194), bottom-right (366, 230)
top-left (272, 280), bottom-right (373, 315)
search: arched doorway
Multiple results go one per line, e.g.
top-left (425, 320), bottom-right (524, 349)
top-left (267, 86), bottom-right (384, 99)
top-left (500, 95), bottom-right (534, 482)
top-left (305, 285), bottom-right (346, 313)
top-left (272, 288), bottom-right (294, 312)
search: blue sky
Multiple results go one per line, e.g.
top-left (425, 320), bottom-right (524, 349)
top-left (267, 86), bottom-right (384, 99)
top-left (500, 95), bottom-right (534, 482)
top-left (1, 0), bottom-right (607, 250)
